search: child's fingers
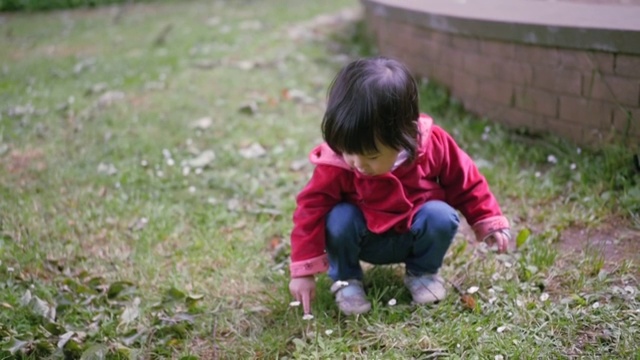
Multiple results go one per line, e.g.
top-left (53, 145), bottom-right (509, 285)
top-left (496, 233), bottom-right (509, 252)
top-left (301, 291), bottom-right (311, 314)
top-left (485, 236), bottom-right (496, 246)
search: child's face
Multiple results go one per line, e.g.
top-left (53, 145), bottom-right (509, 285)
top-left (342, 143), bottom-right (400, 176)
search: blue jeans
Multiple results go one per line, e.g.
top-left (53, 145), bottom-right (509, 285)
top-left (325, 201), bottom-right (459, 281)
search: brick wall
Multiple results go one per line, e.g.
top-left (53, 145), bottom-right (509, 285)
top-left (365, 13), bottom-right (640, 146)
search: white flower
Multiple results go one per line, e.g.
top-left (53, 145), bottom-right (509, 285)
top-left (540, 293), bottom-right (550, 301)
top-left (495, 355), bottom-right (504, 360)
top-left (534, 171), bottom-right (541, 178)
top-left (592, 302), bottom-right (601, 309)
top-left (497, 325), bottom-right (507, 333)
top-left (388, 298), bottom-right (397, 306)
top-left (289, 301), bottom-right (300, 307)
top-left (166, 158), bottom-right (175, 166)
top-left (302, 314), bottom-right (314, 320)
top-left (324, 329), bottom-right (333, 335)
top-left (188, 186), bottom-right (196, 193)
top-left (570, 163), bottom-right (577, 170)
top-left (547, 155), bottom-right (558, 164)
top-left (466, 286), bottom-right (479, 294)
top-left (140, 160), bottom-right (148, 167)
top-left (182, 166), bottom-right (191, 176)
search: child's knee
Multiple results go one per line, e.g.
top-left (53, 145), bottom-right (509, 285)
top-left (417, 201), bottom-right (460, 237)
top-left (325, 203), bottom-right (363, 239)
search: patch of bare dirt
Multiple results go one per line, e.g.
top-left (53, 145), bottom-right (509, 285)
top-left (0, 147), bottom-right (47, 187)
top-left (458, 216), bottom-right (639, 273)
top-left (558, 222), bottom-right (640, 271)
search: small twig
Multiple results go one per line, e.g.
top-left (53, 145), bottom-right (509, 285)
top-left (212, 318), bottom-right (219, 360)
top-left (153, 24), bottom-right (173, 47)
top-left (112, 0), bottom-right (133, 24)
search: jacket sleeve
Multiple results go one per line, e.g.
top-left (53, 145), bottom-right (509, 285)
top-left (289, 165), bottom-right (345, 277)
top-left (430, 126), bottom-right (510, 241)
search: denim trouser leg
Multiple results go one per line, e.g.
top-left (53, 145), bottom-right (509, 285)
top-left (325, 203), bottom-right (368, 281)
top-left (406, 200), bottom-right (459, 276)
top-left (325, 201), bottom-right (459, 281)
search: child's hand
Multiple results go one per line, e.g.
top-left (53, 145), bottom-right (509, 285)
top-left (289, 276), bottom-right (316, 314)
top-left (485, 229), bottom-right (510, 253)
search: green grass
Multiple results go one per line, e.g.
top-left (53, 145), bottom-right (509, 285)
top-left (1, 1), bottom-right (639, 358)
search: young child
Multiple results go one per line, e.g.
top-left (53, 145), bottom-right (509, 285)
top-left (289, 57), bottom-right (511, 315)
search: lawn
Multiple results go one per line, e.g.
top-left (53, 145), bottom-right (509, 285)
top-left (0, 0), bottom-right (638, 358)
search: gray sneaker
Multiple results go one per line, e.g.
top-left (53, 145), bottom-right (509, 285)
top-left (330, 279), bottom-right (372, 315)
top-left (404, 274), bottom-right (447, 304)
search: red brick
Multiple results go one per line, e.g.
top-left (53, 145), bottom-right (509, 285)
top-left (451, 71), bottom-right (479, 98)
top-left (462, 98), bottom-right (481, 115)
top-left (463, 53), bottom-right (495, 78)
top-left (557, 49), bottom-right (615, 73)
top-left (464, 99), bottom-right (508, 119)
top-left (514, 87), bottom-right (558, 117)
top-left (384, 20), bottom-right (416, 43)
top-left (412, 26), bottom-right (436, 42)
top-left (532, 66), bottom-right (582, 95)
top-left (430, 30), bottom-right (452, 46)
top-left (615, 54), bottom-right (640, 78)
top-left (500, 107), bottom-right (542, 130)
top-left (410, 60), bottom-right (434, 80)
top-left (381, 42), bottom-right (409, 63)
top-left (582, 73), bottom-right (640, 107)
top-left (559, 96), bottom-right (614, 129)
top-left (497, 61), bottom-right (533, 84)
top-left (582, 127), bottom-right (616, 145)
top-left (464, 58), bottom-right (533, 85)
top-left (416, 38), bottom-right (444, 64)
top-left (480, 39), bottom-right (515, 59)
top-left (464, 57), bottom-right (533, 84)
top-left (400, 54), bottom-right (426, 76)
top-left (439, 46), bottom-right (466, 71)
top-left (539, 118), bottom-right (585, 143)
top-left (514, 44), bottom-right (560, 67)
top-left (410, 26), bottom-right (452, 46)
top-left (477, 80), bottom-right (514, 105)
top-left (612, 106), bottom-right (640, 137)
top-left (451, 35), bottom-right (480, 53)
top-left (429, 65), bottom-right (453, 86)
top-left (379, 23), bottom-right (419, 56)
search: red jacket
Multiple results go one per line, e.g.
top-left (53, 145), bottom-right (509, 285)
top-left (289, 114), bottom-right (509, 278)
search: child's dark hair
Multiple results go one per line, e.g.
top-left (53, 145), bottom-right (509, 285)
top-left (322, 57), bottom-right (420, 161)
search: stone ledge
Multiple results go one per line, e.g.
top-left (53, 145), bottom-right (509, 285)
top-left (364, 0), bottom-right (640, 54)
top-left (362, 0), bottom-right (640, 146)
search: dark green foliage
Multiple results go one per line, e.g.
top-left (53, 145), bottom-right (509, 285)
top-left (0, 0), bottom-right (164, 12)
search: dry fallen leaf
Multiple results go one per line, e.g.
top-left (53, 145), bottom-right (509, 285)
top-left (96, 91), bottom-right (125, 108)
top-left (460, 294), bottom-right (476, 310)
top-left (239, 143), bottom-right (266, 159)
top-left (190, 117), bottom-right (213, 130)
top-left (187, 150), bottom-right (215, 168)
